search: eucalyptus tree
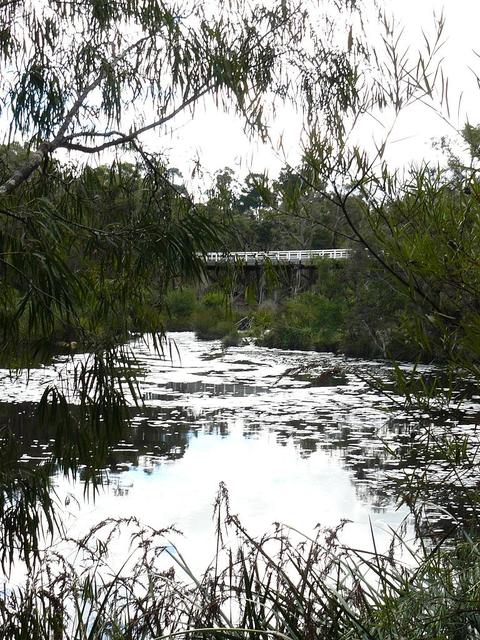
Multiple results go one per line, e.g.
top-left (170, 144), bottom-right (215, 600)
top-left (272, 13), bottom-right (480, 539)
top-left (273, 11), bottom-right (480, 370)
top-left (0, 0), bottom-right (367, 566)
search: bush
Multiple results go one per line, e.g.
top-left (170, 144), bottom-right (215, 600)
top-left (262, 325), bottom-right (313, 350)
top-left (194, 311), bottom-right (236, 340)
top-left (165, 288), bottom-right (197, 318)
top-left (259, 293), bottom-right (345, 352)
top-left (251, 301), bottom-right (278, 337)
top-left (195, 320), bottom-right (237, 341)
top-left (191, 290), bottom-right (243, 340)
top-left (201, 291), bottom-right (226, 309)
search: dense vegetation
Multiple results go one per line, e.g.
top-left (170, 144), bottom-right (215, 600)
top-left (161, 256), bottom-right (418, 360)
top-left (162, 163), bottom-right (475, 364)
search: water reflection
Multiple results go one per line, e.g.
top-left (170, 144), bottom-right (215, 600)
top-left (1, 332), bottom-right (480, 543)
top-left (144, 380), bottom-right (267, 399)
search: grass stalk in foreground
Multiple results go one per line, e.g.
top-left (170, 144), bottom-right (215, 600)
top-left (1, 485), bottom-right (480, 639)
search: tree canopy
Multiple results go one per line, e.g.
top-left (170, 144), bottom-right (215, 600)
top-left (0, 0), bottom-right (366, 192)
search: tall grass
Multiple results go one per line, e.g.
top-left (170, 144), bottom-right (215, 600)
top-left (2, 484), bottom-right (480, 639)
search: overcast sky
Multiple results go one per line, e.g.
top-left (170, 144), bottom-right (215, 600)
top-left (149, 0), bottom-right (480, 188)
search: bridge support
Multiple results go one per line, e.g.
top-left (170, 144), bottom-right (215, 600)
top-left (202, 261), bottom-right (320, 304)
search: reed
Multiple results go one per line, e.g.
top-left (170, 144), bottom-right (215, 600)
top-left (2, 485), bottom-right (480, 640)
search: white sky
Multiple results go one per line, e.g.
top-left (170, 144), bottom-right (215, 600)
top-left (145, 0), bottom-right (480, 188)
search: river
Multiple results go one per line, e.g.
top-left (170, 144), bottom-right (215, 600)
top-left (2, 332), bottom-right (479, 568)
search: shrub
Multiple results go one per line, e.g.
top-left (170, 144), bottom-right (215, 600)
top-left (194, 312), bottom-right (236, 340)
top-left (251, 301), bottom-right (278, 337)
top-left (259, 293), bottom-right (345, 352)
top-left (201, 291), bottom-right (226, 309)
top-left (165, 288), bottom-right (197, 318)
top-left (262, 324), bottom-right (313, 350)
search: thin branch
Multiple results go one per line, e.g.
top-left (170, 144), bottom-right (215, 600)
top-left (60, 84), bottom-right (212, 155)
top-left (0, 37), bottom-right (151, 195)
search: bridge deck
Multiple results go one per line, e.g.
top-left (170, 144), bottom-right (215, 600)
top-left (203, 249), bottom-right (351, 265)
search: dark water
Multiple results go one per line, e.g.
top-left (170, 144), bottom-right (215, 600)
top-left (1, 332), bottom-right (479, 562)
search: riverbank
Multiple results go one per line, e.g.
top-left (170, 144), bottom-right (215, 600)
top-left (162, 255), bottom-right (432, 362)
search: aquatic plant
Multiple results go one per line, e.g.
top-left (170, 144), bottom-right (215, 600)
top-left (2, 485), bottom-right (480, 640)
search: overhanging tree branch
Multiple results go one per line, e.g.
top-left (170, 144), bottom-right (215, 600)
top-left (0, 37), bottom-right (152, 195)
top-left (60, 83), bottom-right (212, 155)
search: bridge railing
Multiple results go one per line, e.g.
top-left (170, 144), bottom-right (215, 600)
top-left (203, 249), bottom-right (351, 264)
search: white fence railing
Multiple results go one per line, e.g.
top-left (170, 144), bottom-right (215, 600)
top-left (203, 249), bottom-right (351, 264)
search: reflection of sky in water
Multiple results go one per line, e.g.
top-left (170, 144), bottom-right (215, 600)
top-left (2, 331), bottom-right (480, 567)
top-left (54, 425), bottom-right (409, 570)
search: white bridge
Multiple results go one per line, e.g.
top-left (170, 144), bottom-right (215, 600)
top-left (204, 249), bottom-right (351, 265)
top-left (205, 249), bottom-right (352, 264)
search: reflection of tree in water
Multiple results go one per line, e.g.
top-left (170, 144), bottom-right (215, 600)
top-left (371, 412), bottom-right (480, 536)
top-left (415, 489), bottom-right (480, 540)
top-left (270, 411), bottom-right (480, 535)
top-left (0, 401), bottom-right (195, 471)
top-left (0, 401), bottom-right (230, 472)
top-left (107, 405), bottom-right (223, 468)
top-left (0, 402), bottom-right (42, 436)
top-left (276, 417), bottom-right (398, 465)
top-left (388, 414), bottom-right (480, 538)
top-left (200, 417), bottom-right (230, 437)
top-left (4, 395), bottom-right (480, 536)
top-left (0, 401), bottom-right (57, 470)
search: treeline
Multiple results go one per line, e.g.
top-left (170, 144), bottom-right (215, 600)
top-left (3, 142), bottom-right (478, 367)
top-left (163, 253), bottom-right (425, 361)
top-left (164, 162), bottom-right (478, 364)
top-left (198, 167), bottom-right (353, 251)
top-left (0, 146), bottom-right (361, 356)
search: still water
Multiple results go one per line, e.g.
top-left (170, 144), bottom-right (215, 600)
top-left (2, 332), bottom-right (478, 564)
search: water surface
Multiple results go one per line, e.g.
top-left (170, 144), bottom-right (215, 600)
top-left (3, 332), bottom-right (478, 564)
